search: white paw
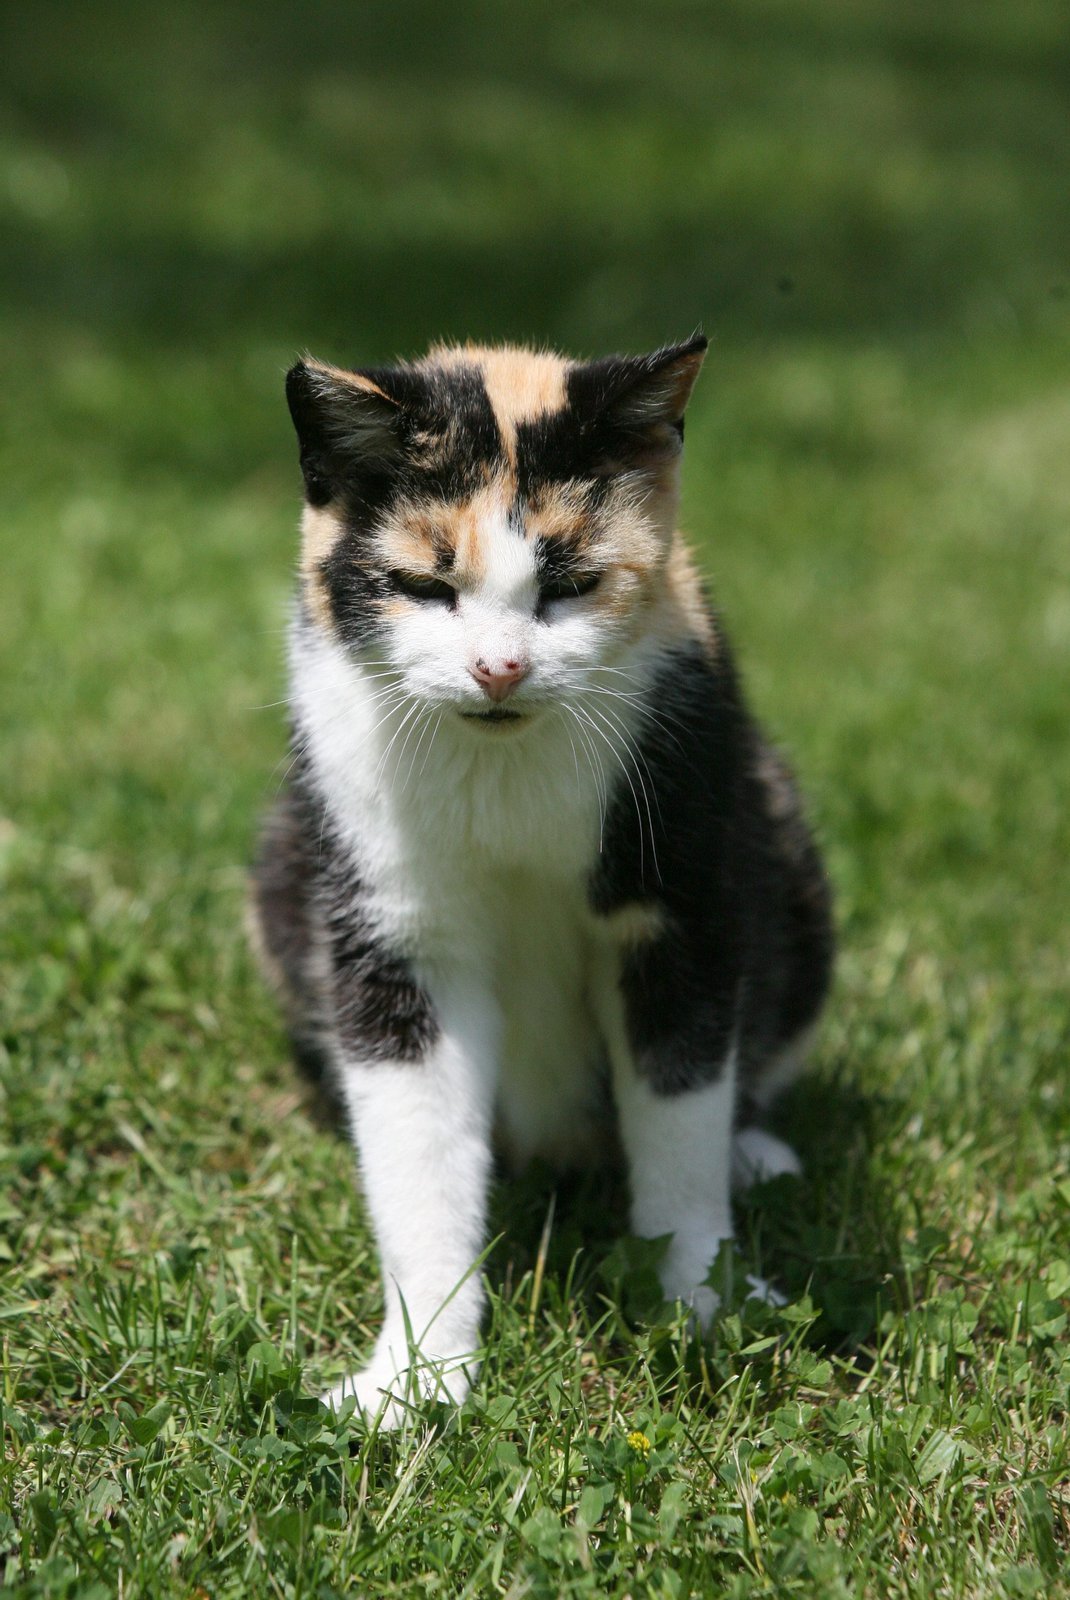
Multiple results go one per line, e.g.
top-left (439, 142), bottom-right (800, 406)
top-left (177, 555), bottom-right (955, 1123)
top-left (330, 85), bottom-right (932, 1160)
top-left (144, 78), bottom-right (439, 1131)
top-left (658, 1238), bottom-right (726, 1330)
top-left (321, 1351), bottom-right (474, 1429)
top-left (731, 1127), bottom-right (801, 1190)
top-left (658, 1237), bottom-right (787, 1329)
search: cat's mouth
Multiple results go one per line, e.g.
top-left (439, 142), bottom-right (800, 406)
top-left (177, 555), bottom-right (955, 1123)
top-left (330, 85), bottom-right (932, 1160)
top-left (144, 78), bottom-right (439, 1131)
top-left (460, 706), bottom-right (530, 729)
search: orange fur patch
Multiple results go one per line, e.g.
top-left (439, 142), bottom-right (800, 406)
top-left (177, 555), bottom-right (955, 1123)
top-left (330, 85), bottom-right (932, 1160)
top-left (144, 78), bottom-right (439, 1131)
top-left (376, 482), bottom-right (518, 587)
top-left (476, 347), bottom-right (568, 461)
top-left (303, 358), bottom-right (394, 406)
top-left (374, 512), bottom-right (449, 576)
top-left (300, 505), bottom-right (346, 632)
top-left (653, 533), bottom-right (717, 655)
top-left (524, 480), bottom-right (596, 543)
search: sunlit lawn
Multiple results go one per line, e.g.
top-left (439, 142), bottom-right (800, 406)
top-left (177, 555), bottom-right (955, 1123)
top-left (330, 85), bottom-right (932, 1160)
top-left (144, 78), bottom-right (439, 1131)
top-left (2, 3), bottom-right (1068, 1594)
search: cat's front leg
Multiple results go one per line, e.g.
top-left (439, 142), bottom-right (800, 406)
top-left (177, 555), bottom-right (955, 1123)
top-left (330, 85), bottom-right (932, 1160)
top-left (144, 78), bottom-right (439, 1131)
top-left (598, 910), bottom-right (747, 1326)
top-left (323, 980), bottom-right (497, 1427)
top-left (614, 1046), bottom-right (737, 1327)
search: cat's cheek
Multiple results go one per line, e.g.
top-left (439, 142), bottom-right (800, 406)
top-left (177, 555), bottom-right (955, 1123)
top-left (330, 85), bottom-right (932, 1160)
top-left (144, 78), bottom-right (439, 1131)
top-left (390, 607), bottom-right (464, 692)
top-left (538, 613), bottom-right (623, 677)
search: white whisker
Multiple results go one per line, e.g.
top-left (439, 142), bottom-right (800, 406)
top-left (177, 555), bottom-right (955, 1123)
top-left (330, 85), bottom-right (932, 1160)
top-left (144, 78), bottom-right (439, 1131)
top-left (584, 696), bottom-right (666, 847)
top-left (570, 697), bottom-right (661, 886)
top-left (373, 699), bottom-right (424, 789)
top-left (563, 704), bottom-right (608, 851)
top-left (417, 711), bottom-right (443, 784)
top-left (397, 707), bottom-right (436, 799)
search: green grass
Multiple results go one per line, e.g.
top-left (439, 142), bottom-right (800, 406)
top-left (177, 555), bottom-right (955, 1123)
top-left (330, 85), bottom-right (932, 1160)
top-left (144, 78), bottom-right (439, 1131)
top-left (2, 2), bottom-right (1069, 1594)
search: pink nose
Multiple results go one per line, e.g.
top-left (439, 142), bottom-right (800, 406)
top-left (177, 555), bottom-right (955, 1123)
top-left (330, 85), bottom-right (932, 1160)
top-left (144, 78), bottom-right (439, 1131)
top-left (469, 656), bottom-right (530, 702)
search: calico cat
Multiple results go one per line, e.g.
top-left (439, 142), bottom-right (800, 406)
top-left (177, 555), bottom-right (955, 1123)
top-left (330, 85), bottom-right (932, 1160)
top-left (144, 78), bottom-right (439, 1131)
top-left (251, 335), bottom-right (833, 1425)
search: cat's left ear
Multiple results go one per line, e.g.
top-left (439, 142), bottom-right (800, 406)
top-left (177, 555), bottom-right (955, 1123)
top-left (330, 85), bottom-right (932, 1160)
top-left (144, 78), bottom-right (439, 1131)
top-left (574, 334), bottom-right (708, 470)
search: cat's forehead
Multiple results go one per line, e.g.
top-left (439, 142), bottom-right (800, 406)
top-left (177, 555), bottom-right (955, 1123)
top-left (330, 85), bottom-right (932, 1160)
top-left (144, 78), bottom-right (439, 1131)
top-left (419, 344), bottom-right (569, 461)
top-left (373, 347), bottom-right (605, 570)
top-left (400, 344), bottom-right (586, 501)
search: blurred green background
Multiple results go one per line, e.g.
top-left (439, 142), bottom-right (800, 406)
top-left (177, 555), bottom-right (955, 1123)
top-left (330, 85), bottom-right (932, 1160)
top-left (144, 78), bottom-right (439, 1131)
top-left (2, 0), bottom-right (1068, 974)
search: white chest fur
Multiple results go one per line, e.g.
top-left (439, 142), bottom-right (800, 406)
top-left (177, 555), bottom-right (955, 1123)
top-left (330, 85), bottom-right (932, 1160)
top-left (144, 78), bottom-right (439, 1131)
top-left (291, 626), bottom-right (614, 877)
top-left (292, 626), bottom-right (641, 1166)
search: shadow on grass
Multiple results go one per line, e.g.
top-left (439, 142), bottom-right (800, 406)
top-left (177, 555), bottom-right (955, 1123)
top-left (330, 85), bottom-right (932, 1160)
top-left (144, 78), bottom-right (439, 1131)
top-left (740, 1070), bottom-right (907, 1350)
top-left (483, 1065), bottom-right (908, 1367)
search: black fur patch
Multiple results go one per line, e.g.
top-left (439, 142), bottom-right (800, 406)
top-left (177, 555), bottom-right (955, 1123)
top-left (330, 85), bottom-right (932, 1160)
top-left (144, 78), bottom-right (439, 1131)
top-left (286, 359), bottom-right (507, 649)
top-left (321, 872), bottom-right (440, 1064)
top-left (402, 362), bottom-right (504, 501)
top-left (253, 741), bottom-right (439, 1073)
top-left (318, 477), bottom-right (398, 649)
top-left (590, 638), bottom-right (833, 1098)
top-left (515, 337), bottom-right (706, 492)
top-left (532, 531), bottom-right (595, 606)
top-left (285, 363), bottom-right (338, 506)
top-left (513, 405), bottom-right (592, 495)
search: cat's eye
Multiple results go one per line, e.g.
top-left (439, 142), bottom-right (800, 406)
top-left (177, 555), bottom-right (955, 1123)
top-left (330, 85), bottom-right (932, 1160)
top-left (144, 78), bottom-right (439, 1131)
top-left (538, 571), bottom-right (601, 607)
top-left (389, 570), bottom-right (457, 607)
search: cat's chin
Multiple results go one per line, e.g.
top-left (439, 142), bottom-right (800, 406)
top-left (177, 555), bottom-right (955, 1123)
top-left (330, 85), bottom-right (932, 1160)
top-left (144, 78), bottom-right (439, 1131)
top-left (458, 706), bottom-right (535, 733)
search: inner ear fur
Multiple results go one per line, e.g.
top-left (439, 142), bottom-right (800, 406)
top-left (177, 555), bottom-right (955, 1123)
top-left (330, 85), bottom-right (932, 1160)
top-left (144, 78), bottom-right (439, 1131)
top-left (572, 334), bottom-right (708, 469)
top-left (609, 335), bottom-right (707, 429)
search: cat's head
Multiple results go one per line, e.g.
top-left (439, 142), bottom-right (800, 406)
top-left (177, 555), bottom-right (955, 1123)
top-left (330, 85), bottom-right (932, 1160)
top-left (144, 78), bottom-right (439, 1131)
top-left (285, 337), bottom-right (706, 730)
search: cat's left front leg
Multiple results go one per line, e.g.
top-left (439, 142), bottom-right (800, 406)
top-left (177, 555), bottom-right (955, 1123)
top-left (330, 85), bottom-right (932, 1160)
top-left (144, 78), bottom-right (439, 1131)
top-left (614, 1044), bottom-right (737, 1328)
top-left (605, 929), bottom-right (743, 1327)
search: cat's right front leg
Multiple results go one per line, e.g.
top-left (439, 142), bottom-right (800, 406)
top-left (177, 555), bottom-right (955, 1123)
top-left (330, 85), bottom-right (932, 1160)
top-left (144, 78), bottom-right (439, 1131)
top-left (323, 976), bottom-right (497, 1428)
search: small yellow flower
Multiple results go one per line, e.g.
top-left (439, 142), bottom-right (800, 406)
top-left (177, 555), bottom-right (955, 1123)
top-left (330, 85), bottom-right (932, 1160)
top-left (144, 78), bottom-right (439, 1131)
top-left (626, 1430), bottom-right (651, 1456)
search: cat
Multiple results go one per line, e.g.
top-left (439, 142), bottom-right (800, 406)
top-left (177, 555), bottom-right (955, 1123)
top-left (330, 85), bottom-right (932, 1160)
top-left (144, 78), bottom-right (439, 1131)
top-left (250, 335), bottom-right (834, 1426)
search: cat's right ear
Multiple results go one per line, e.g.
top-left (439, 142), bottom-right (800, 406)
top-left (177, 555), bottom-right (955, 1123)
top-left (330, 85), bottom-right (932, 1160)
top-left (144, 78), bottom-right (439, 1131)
top-left (286, 359), bottom-right (403, 505)
top-left (568, 335), bottom-right (708, 476)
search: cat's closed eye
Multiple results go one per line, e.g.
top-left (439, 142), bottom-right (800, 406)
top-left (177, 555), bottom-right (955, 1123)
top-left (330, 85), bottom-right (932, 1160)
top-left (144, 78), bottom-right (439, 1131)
top-left (389, 570), bottom-right (457, 607)
top-left (538, 571), bottom-right (601, 608)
